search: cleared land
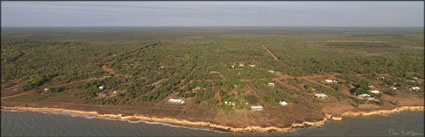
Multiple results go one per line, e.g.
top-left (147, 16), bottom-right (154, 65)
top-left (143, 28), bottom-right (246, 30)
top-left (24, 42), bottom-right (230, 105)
top-left (1, 27), bottom-right (424, 131)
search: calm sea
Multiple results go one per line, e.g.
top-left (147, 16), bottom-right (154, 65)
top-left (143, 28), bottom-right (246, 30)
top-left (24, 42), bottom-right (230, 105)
top-left (1, 110), bottom-right (423, 136)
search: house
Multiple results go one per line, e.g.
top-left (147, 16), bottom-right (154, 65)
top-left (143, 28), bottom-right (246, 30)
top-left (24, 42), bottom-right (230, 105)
top-left (368, 85), bottom-right (375, 89)
top-left (367, 97), bottom-right (377, 101)
top-left (239, 64), bottom-right (244, 67)
top-left (369, 90), bottom-right (381, 94)
top-left (390, 87), bottom-right (397, 90)
top-left (409, 87), bottom-right (421, 91)
top-left (249, 64), bottom-right (256, 67)
top-left (194, 87), bottom-right (201, 91)
top-left (314, 93), bottom-right (328, 99)
top-left (357, 94), bottom-right (371, 98)
top-left (99, 86), bottom-right (105, 90)
top-left (96, 92), bottom-right (108, 98)
top-left (210, 71), bottom-right (219, 74)
top-left (324, 79), bottom-right (337, 84)
top-left (279, 101), bottom-right (288, 106)
top-left (231, 65), bottom-right (235, 69)
top-left (251, 106), bottom-right (264, 111)
top-left (168, 98), bottom-right (185, 104)
top-left (44, 88), bottom-right (49, 92)
top-left (412, 77), bottom-right (418, 80)
top-left (268, 83), bottom-right (275, 87)
top-left (268, 70), bottom-right (275, 73)
top-left (224, 101), bottom-right (235, 106)
top-left (113, 91), bottom-right (118, 94)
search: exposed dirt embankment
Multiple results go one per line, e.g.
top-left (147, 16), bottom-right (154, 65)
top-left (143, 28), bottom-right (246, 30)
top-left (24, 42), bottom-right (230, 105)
top-left (2, 105), bottom-right (423, 132)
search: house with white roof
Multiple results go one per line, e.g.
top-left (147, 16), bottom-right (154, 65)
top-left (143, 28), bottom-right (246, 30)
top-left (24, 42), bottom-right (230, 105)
top-left (314, 93), bottom-right (328, 99)
top-left (357, 93), bottom-right (371, 98)
top-left (324, 79), bottom-right (337, 84)
top-left (96, 92), bottom-right (108, 98)
top-left (369, 90), bottom-right (381, 94)
top-left (194, 86), bottom-right (201, 91)
top-left (250, 106), bottom-right (264, 111)
top-left (168, 98), bottom-right (185, 104)
top-left (279, 101), bottom-right (288, 106)
top-left (409, 86), bottom-right (421, 91)
top-left (268, 83), bottom-right (275, 87)
top-left (224, 101), bottom-right (235, 106)
top-left (99, 86), bottom-right (105, 90)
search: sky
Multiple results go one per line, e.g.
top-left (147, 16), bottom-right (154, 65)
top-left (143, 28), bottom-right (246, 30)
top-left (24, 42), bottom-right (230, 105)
top-left (1, 2), bottom-right (424, 27)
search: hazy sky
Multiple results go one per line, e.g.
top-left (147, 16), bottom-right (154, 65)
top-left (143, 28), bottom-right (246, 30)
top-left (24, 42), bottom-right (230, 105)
top-left (1, 2), bottom-right (424, 27)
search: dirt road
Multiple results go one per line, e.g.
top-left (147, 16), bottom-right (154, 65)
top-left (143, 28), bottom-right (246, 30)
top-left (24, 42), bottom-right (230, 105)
top-left (102, 65), bottom-right (117, 75)
top-left (262, 44), bottom-right (279, 61)
top-left (1, 78), bottom-right (95, 100)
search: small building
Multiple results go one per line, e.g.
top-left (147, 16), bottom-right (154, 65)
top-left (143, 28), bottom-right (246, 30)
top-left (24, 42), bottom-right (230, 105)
top-left (251, 106), bottom-right (264, 111)
top-left (324, 79), bottom-right (337, 84)
top-left (268, 83), bottom-right (275, 87)
top-left (357, 94), bottom-right (371, 98)
top-left (367, 97), bottom-right (377, 101)
top-left (409, 87), bottom-right (421, 91)
top-left (99, 86), bottom-right (105, 90)
top-left (369, 90), bottom-right (381, 94)
top-left (224, 101), bottom-right (235, 106)
top-left (368, 85), bottom-right (375, 89)
top-left (268, 70), bottom-right (275, 73)
top-left (44, 88), bottom-right (49, 92)
top-left (390, 87), bottom-right (397, 90)
top-left (113, 91), bottom-right (117, 94)
top-left (412, 77), bottom-right (418, 80)
top-left (168, 98), bottom-right (185, 104)
top-left (210, 71), bottom-right (219, 74)
top-left (239, 64), bottom-right (244, 67)
top-left (194, 87), bottom-right (201, 91)
top-left (249, 64), bottom-right (256, 67)
top-left (279, 101), bottom-right (288, 106)
top-left (96, 92), bottom-right (108, 98)
top-left (314, 93), bottom-right (328, 99)
top-left (231, 65), bottom-right (235, 69)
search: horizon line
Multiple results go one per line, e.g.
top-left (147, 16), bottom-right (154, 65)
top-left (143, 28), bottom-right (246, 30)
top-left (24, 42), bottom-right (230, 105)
top-left (2, 26), bottom-right (424, 28)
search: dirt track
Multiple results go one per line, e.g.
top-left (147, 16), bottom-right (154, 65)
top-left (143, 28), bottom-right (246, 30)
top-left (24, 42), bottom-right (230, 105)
top-left (1, 78), bottom-right (95, 100)
top-left (272, 73), bottom-right (341, 91)
top-left (262, 44), bottom-right (279, 61)
top-left (102, 64), bottom-right (130, 78)
top-left (102, 65), bottom-right (117, 75)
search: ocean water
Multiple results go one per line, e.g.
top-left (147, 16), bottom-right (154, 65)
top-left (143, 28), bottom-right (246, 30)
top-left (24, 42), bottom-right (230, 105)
top-left (1, 110), bottom-right (424, 136)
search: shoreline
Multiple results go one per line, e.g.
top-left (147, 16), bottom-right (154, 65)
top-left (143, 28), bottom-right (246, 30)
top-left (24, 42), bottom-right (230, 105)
top-left (1, 105), bottom-right (424, 132)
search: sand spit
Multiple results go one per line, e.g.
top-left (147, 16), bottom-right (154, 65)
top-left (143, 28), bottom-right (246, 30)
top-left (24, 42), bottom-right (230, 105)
top-left (1, 105), bottom-right (423, 132)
